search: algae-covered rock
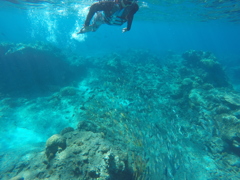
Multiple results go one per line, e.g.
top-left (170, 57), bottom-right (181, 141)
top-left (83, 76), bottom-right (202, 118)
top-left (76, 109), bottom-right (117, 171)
top-left (170, 84), bottom-right (183, 99)
top-left (182, 50), bottom-right (215, 67)
top-left (188, 89), bottom-right (206, 107)
top-left (222, 92), bottom-right (240, 107)
top-left (9, 176), bottom-right (24, 180)
top-left (60, 127), bottom-right (74, 135)
top-left (214, 112), bottom-right (240, 156)
top-left (182, 50), bottom-right (230, 87)
top-left (206, 137), bottom-right (226, 154)
top-left (3, 48), bottom-right (240, 180)
top-left (77, 120), bottom-right (99, 132)
top-left (234, 110), bottom-right (240, 119)
top-left (0, 42), bottom-right (85, 96)
top-left (106, 56), bottom-right (122, 71)
top-left (26, 130), bottom-right (146, 179)
top-left (215, 105), bottom-right (230, 114)
top-left (45, 134), bottom-right (66, 160)
top-left (225, 154), bottom-right (240, 168)
top-left (3, 121), bottom-right (148, 180)
top-left (182, 78), bottom-right (193, 87)
top-left (59, 86), bottom-right (78, 97)
top-left (202, 83), bottom-right (214, 90)
top-left (200, 58), bottom-right (219, 69)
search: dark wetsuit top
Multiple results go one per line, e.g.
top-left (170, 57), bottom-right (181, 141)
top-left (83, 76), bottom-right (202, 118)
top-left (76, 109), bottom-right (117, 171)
top-left (84, 1), bottom-right (139, 31)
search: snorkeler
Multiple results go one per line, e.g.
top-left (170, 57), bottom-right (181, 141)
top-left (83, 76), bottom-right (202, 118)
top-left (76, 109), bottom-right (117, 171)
top-left (77, 0), bottom-right (139, 34)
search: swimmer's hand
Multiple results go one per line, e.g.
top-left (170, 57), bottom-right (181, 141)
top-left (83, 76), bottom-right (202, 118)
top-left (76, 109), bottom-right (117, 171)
top-left (77, 26), bottom-right (93, 34)
top-left (122, 28), bottom-right (128, 33)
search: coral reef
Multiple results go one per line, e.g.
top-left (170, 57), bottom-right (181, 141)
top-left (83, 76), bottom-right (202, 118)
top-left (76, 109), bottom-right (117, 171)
top-left (1, 47), bottom-right (240, 180)
top-left (182, 50), bottom-right (230, 87)
top-left (45, 134), bottom-right (66, 161)
top-left (4, 123), bottom-right (147, 180)
top-left (0, 42), bottom-right (86, 96)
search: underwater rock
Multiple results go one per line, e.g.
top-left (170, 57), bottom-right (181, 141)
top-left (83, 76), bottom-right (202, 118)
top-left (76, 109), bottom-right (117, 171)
top-left (206, 137), bottom-right (226, 154)
top-left (60, 127), bottom-right (74, 135)
top-left (200, 58), bottom-right (220, 69)
top-left (9, 176), bottom-right (24, 180)
top-left (182, 50), bottom-right (216, 67)
top-left (77, 120), bottom-right (99, 133)
top-left (182, 78), bottom-right (193, 87)
top-left (172, 78), bottom-right (195, 99)
top-left (182, 50), bottom-right (230, 87)
top-left (188, 89), bottom-right (206, 107)
top-left (233, 139), bottom-right (240, 149)
top-left (0, 42), bottom-right (85, 96)
top-left (4, 127), bottom-right (146, 180)
top-left (225, 154), bottom-right (240, 168)
top-left (45, 134), bottom-right (66, 161)
top-left (215, 113), bottom-right (240, 155)
top-left (105, 55), bottom-right (123, 72)
top-left (59, 86), bottom-right (79, 97)
top-left (222, 92), bottom-right (240, 108)
top-left (3, 48), bottom-right (240, 179)
top-left (215, 105), bottom-right (230, 114)
top-left (202, 83), bottom-right (214, 90)
top-left (77, 120), bottom-right (111, 138)
top-left (170, 84), bottom-right (183, 99)
top-left (233, 110), bottom-right (240, 119)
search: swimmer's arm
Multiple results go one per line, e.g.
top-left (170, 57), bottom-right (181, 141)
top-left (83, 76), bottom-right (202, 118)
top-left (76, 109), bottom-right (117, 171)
top-left (125, 3), bottom-right (139, 32)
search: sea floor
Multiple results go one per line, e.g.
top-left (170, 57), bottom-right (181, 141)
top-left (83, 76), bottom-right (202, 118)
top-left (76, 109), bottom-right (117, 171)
top-left (0, 43), bottom-right (240, 180)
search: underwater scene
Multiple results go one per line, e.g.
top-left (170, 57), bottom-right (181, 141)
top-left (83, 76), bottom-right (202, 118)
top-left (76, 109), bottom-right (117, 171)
top-left (1, 0), bottom-right (240, 179)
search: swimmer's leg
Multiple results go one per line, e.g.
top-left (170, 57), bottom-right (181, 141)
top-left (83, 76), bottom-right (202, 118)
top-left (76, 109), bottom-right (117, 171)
top-left (77, 12), bottom-right (105, 34)
top-left (91, 12), bottom-right (105, 31)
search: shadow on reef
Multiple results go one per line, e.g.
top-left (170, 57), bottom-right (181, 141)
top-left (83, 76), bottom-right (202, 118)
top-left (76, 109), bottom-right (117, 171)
top-left (0, 42), bottom-right (87, 97)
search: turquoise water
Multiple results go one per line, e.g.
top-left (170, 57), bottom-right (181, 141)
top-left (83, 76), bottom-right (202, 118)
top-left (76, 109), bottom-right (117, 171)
top-left (1, 0), bottom-right (240, 180)
top-left (1, 0), bottom-right (240, 56)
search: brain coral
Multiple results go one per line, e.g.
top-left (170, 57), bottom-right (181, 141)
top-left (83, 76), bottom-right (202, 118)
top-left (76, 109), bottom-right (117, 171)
top-left (45, 134), bottom-right (66, 160)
